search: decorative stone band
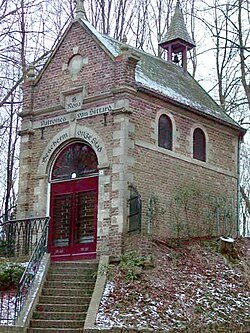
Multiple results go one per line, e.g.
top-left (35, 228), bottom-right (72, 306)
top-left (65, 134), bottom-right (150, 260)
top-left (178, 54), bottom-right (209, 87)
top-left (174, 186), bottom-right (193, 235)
top-left (32, 103), bottom-right (114, 129)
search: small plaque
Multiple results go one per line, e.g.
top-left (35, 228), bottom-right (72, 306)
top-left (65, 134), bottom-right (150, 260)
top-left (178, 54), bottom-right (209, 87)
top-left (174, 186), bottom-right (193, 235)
top-left (65, 92), bottom-right (82, 112)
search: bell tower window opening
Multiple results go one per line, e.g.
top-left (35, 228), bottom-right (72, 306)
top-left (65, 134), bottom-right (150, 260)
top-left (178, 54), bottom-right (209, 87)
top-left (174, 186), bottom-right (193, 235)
top-left (158, 114), bottom-right (173, 150)
top-left (51, 142), bottom-right (98, 181)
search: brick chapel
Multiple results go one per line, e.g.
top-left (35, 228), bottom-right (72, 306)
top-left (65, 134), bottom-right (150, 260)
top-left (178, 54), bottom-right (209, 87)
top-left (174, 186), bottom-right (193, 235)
top-left (18, 2), bottom-right (245, 260)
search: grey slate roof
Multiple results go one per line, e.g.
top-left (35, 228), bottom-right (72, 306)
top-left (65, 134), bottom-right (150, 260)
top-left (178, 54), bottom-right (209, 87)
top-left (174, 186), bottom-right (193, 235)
top-left (159, 2), bottom-right (195, 49)
top-left (81, 19), bottom-right (243, 131)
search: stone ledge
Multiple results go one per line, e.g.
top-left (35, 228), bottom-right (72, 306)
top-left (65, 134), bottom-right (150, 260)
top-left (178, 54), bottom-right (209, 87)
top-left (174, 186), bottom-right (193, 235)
top-left (135, 139), bottom-right (237, 179)
top-left (84, 255), bottom-right (109, 330)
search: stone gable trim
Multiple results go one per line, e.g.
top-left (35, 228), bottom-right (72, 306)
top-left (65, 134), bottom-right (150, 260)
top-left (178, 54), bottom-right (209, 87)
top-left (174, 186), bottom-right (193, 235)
top-left (77, 19), bottom-right (117, 60)
top-left (111, 86), bottom-right (137, 96)
top-left (34, 23), bottom-right (74, 86)
top-left (135, 139), bottom-right (237, 179)
top-left (34, 19), bottom-right (116, 87)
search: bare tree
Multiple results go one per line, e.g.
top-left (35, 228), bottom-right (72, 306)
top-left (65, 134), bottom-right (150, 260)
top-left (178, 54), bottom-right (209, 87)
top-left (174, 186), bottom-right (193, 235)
top-left (0, 0), bottom-right (73, 221)
top-left (196, 0), bottom-right (250, 233)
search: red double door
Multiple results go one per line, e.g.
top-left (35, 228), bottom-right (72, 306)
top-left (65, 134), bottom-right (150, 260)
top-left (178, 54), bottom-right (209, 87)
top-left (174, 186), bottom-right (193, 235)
top-left (49, 176), bottom-right (98, 261)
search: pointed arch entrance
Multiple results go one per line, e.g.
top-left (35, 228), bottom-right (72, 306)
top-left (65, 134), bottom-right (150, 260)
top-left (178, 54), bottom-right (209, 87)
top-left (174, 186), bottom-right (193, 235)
top-left (48, 141), bottom-right (98, 261)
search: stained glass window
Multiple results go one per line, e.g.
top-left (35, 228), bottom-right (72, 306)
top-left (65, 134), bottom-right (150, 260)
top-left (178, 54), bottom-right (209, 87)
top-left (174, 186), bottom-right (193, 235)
top-left (193, 128), bottom-right (206, 162)
top-left (52, 142), bottom-right (98, 180)
top-left (158, 114), bottom-right (173, 150)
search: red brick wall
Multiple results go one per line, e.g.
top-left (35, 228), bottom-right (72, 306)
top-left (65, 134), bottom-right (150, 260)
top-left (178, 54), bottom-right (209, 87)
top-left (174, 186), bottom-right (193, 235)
top-left (18, 19), bottom-right (240, 257)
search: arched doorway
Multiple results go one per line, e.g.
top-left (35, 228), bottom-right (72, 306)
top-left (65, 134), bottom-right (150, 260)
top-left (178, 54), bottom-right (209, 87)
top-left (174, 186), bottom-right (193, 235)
top-left (48, 142), bottom-right (98, 261)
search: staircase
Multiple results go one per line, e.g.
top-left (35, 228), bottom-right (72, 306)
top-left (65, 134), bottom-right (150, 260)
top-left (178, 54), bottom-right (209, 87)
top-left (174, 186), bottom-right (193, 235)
top-left (27, 261), bottom-right (98, 333)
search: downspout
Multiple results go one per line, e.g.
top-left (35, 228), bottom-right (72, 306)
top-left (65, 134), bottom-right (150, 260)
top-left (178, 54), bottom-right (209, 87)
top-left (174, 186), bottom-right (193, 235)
top-left (147, 196), bottom-right (152, 235)
top-left (236, 136), bottom-right (241, 237)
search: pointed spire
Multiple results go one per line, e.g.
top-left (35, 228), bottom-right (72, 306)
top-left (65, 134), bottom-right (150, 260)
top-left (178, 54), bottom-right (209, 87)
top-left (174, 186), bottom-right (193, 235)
top-left (159, 1), bottom-right (195, 49)
top-left (75, 0), bottom-right (86, 20)
top-left (159, 1), bottom-right (195, 71)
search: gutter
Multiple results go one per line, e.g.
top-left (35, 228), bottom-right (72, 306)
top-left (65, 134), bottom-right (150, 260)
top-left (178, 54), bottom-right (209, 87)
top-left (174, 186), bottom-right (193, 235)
top-left (237, 137), bottom-right (241, 237)
top-left (136, 85), bottom-right (247, 136)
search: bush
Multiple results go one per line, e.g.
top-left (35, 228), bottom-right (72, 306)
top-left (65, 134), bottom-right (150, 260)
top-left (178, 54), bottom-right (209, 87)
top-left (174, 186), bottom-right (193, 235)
top-left (0, 262), bottom-right (25, 290)
top-left (0, 239), bottom-right (12, 256)
top-left (119, 251), bottom-right (146, 282)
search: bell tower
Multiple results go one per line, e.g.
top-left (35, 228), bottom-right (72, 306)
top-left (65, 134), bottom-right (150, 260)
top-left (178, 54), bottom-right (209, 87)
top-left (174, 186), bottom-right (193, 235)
top-left (159, 0), bottom-right (195, 71)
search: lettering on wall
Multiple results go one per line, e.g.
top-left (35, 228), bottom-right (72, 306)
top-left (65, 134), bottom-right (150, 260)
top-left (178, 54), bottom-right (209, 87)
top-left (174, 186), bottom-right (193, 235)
top-left (76, 104), bottom-right (114, 120)
top-left (42, 132), bottom-right (69, 163)
top-left (33, 115), bottom-right (69, 129)
top-left (65, 93), bottom-right (82, 112)
top-left (76, 130), bottom-right (103, 152)
top-left (33, 103), bottom-right (114, 130)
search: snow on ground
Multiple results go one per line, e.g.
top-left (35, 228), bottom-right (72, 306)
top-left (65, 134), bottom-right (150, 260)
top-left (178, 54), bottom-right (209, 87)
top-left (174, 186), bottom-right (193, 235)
top-left (96, 239), bottom-right (250, 331)
top-left (0, 292), bottom-right (16, 325)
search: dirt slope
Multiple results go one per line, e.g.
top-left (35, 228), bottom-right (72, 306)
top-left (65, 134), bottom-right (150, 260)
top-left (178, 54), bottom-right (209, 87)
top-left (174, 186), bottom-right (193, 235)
top-left (96, 238), bottom-right (250, 332)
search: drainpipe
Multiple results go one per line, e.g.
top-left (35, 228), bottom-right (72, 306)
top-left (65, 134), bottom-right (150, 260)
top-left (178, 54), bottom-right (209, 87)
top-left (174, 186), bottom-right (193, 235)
top-left (236, 136), bottom-right (241, 237)
top-left (147, 196), bottom-right (152, 235)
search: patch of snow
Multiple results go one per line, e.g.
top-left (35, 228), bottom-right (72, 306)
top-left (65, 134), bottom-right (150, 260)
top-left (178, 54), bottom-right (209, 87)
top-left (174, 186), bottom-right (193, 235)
top-left (220, 236), bottom-right (235, 243)
top-left (0, 293), bottom-right (16, 325)
top-left (135, 67), bottom-right (218, 117)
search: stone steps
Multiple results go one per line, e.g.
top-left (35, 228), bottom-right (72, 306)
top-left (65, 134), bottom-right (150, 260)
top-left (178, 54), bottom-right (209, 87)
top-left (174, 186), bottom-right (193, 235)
top-left (46, 273), bottom-right (96, 282)
top-left (44, 280), bottom-right (95, 290)
top-left (39, 295), bottom-right (91, 304)
top-left (42, 287), bottom-right (93, 297)
top-left (27, 261), bottom-right (97, 333)
top-left (27, 328), bottom-right (83, 333)
top-left (35, 304), bottom-right (89, 313)
top-left (33, 311), bottom-right (86, 320)
top-left (30, 319), bottom-right (84, 328)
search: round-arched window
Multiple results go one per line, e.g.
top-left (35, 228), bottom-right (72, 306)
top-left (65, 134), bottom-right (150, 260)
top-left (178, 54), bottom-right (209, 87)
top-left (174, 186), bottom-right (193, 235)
top-left (158, 114), bottom-right (173, 150)
top-left (193, 128), bottom-right (206, 162)
top-left (51, 142), bottom-right (98, 181)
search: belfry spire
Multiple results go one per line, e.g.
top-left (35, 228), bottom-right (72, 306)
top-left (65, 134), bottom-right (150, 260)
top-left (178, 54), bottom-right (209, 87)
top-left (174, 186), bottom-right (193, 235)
top-left (159, 1), bottom-right (195, 71)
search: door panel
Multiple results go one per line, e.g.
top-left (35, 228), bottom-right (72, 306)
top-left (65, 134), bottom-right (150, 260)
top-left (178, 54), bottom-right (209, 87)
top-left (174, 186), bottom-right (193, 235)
top-left (52, 194), bottom-right (72, 247)
top-left (49, 177), bottom-right (98, 261)
top-left (74, 191), bottom-right (96, 245)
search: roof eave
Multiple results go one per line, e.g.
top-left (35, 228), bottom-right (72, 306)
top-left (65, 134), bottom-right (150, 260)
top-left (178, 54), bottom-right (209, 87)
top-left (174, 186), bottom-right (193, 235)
top-left (136, 84), bottom-right (246, 136)
top-left (159, 38), bottom-right (195, 50)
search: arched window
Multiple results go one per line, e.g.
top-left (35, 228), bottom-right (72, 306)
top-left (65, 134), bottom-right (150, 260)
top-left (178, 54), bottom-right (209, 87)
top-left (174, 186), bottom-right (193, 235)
top-left (193, 128), bottom-right (206, 162)
top-left (52, 142), bottom-right (98, 181)
top-left (158, 114), bottom-right (173, 150)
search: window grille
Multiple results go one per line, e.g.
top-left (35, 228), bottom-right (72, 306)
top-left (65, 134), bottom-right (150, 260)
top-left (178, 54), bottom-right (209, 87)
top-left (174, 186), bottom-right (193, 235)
top-left (128, 190), bottom-right (141, 232)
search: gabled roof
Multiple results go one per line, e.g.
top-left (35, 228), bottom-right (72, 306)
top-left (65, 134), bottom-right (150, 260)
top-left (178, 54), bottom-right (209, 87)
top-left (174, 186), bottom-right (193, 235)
top-left (159, 2), bottom-right (195, 49)
top-left (78, 18), bottom-right (242, 131)
top-left (35, 15), bottom-right (243, 132)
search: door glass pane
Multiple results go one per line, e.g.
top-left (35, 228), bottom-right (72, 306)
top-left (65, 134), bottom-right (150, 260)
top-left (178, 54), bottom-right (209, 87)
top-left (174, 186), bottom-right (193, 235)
top-left (52, 143), bottom-right (98, 180)
top-left (74, 191), bottom-right (96, 244)
top-left (52, 194), bottom-right (72, 247)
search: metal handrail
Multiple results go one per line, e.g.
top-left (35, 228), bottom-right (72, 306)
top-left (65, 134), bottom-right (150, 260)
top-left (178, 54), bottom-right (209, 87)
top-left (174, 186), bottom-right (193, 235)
top-left (14, 217), bottom-right (49, 322)
top-left (0, 217), bottom-right (48, 258)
